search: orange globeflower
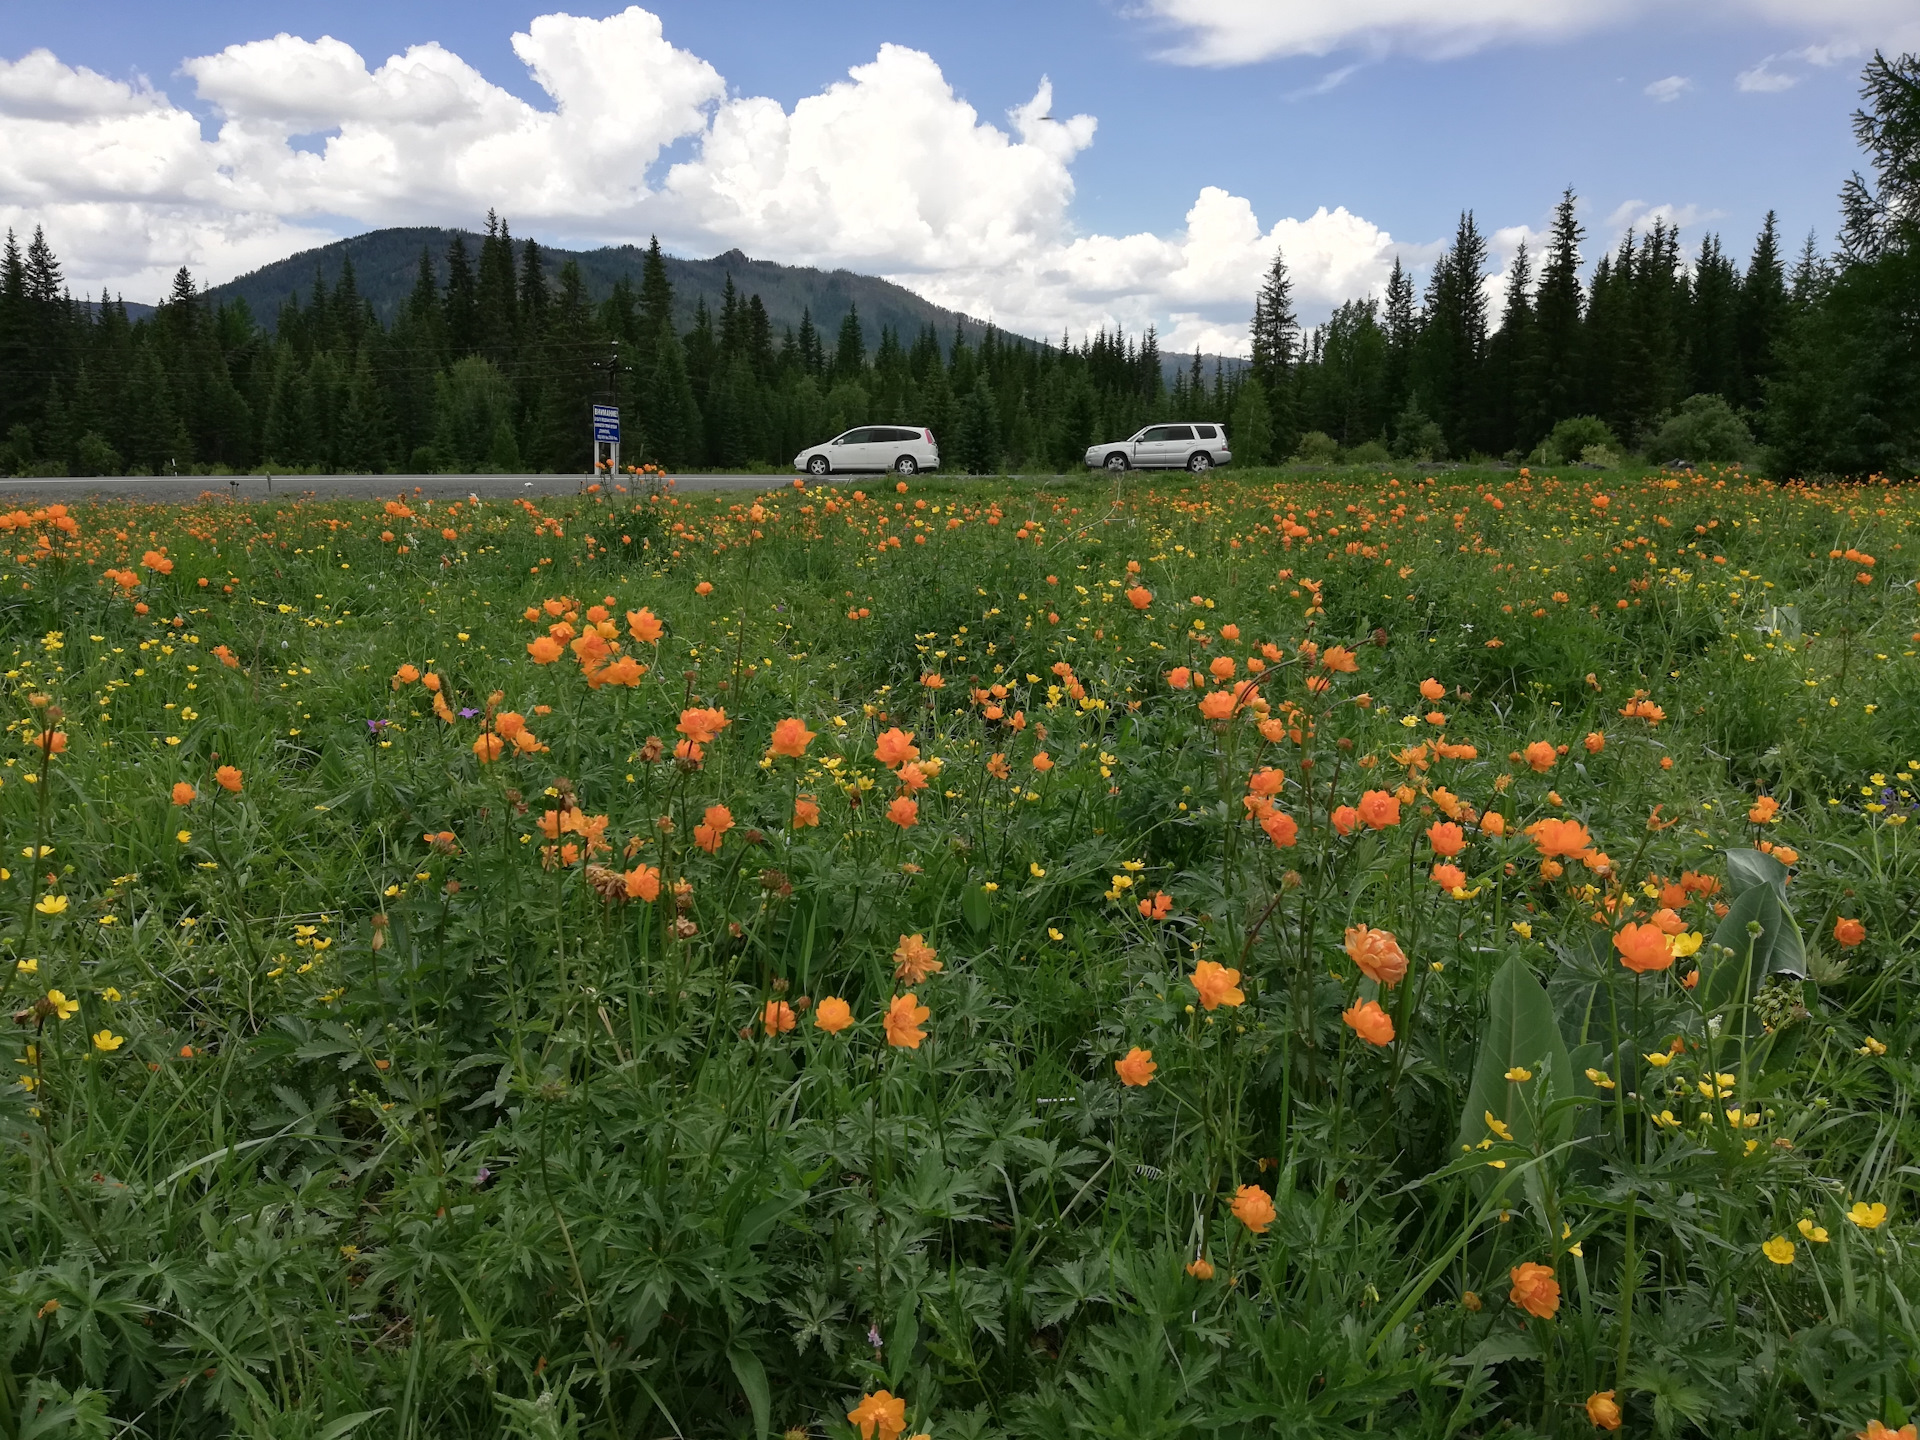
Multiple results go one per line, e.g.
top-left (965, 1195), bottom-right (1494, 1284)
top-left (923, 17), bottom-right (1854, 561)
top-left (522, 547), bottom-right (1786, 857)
top-left (1138, 890), bottom-right (1173, 920)
top-left (762, 999), bottom-right (797, 1035)
top-left (1320, 645), bottom-right (1358, 673)
top-left (1586, 1391), bottom-right (1623, 1431)
top-left (1432, 862), bottom-right (1467, 891)
top-left (1357, 789), bottom-right (1401, 829)
top-left (847, 1389), bottom-right (908, 1440)
top-left (1482, 812), bottom-right (1507, 837)
top-left (473, 733), bottom-right (504, 763)
top-left (1614, 922), bottom-right (1674, 973)
top-left (1649, 907), bottom-right (1687, 935)
top-left (1248, 766), bottom-right (1285, 796)
top-left (770, 717), bottom-right (816, 757)
top-left (1748, 795), bottom-right (1780, 824)
top-left (676, 707), bottom-right (729, 745)
top-left (624, 864), bottom-right (661, 901)
top-left (1126, 585), bottom-right (1152, 609)
top-left (694, 580), bottom-right (713, 596)
top-left (392, 663), bottom-right (420, 687)
top-left (1344, 926), bottom-right (1408, 987)
top-left (693, 804), bottom-right (734, 853)
top-left (1198, 689), bottom-right (1237, 720)
top-left (1509, 1262), bottom-right (1560, 1319)
top-left (793, 795), bottom-right (821, 828)
top-left (1523, 740), bottom-right (1557, 772)
top-left (170, 781), bottom-right (196, 806)
top-left (1231, 1183), bottom-right (1277, 1233)
top-left (814, 996), bottom-right (853, 1033)
top-left (1427, 821), bottom-right (1467, 857)
top-left (1165, 666), bottom-right (1193, 690)
top-left (892, 934), bottom-right (942, 983)
top-left (874, 727), bottom-right (919, 768)
top-left (1330, 804), bottom-right (1360, 836)
top-left (1031, 752), bottom-right (1054, 772)
top-left (1343, 999), bottom-right (1395, 1045)
top-left (1259, 809), bottom-right (1298, 849)
top-left (884, 993), bottom-right (930, 1049)
top-left (1583, 731), bottom-right (1606, 755)
top-left (526, 636), bottom-right (564, 665)
top-left (1526, 817), bottom-right (1593, 858)
top-left (1420, 677), bottom-right (1446, 700)
top-left (1858, 1421), bottom-right (1919, 1440)
top-left (886, 796), bottom-right (919, 828)
top-left (627, 607), bottom-right (664, 643)
top-left (214, 765), bottom-right (243, 793)
top-left (1190, 960), bottom-right (1245, 1011)
top-left (1834, 916), bottom-right (1866, 947)
top-left (1209, 655), bottom-right (1237, 681)
top-left (1115, 1047), bottom-right (1157, 1087)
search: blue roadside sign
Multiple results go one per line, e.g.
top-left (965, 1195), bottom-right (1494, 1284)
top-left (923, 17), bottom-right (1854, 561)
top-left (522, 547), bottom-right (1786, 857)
top-left (592, 404), bottom-right (620, 442)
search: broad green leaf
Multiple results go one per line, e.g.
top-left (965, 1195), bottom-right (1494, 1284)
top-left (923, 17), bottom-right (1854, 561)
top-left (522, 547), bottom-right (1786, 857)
top-left (960, 883), bottom-right (991, 934)
top-left (727, 1346), bottom-right (771, 1440)
top-left (1453, 955), bottom-right (1574, 1165)
top-left (1723, 847), bottom-right (1789, 902)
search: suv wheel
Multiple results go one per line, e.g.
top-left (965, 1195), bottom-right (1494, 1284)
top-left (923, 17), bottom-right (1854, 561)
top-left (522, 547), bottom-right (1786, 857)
top-left (1186, 451), bottom-right (1213, 473)
top-left (1104, 452), bottom-right (1130, 473)
top-left (895, 456), bottom-right (918, 476)
top-left (807, 455), bottom-right (830, 476)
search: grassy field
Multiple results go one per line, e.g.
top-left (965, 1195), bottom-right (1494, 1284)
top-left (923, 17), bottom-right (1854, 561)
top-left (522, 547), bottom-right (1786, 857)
top-left (1, 463), bottom-right (1915, 1440)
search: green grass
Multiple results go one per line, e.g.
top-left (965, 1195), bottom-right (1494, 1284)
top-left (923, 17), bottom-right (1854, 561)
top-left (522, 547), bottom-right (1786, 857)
top-left (0, 463), bottom-right (1914, 1439)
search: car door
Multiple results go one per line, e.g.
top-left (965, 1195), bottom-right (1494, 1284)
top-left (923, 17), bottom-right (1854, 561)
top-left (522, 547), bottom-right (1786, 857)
top-left (834, 428), bottom-right (881, 470)
top-left (1132, 426), bottom-right (1173, 466)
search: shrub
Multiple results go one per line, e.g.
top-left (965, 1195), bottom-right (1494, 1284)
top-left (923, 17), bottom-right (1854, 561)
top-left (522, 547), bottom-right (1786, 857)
top-left (1650, 392), bottom-right (1756, 464)
top-left (1542, 415), bottom-right (1619, 465)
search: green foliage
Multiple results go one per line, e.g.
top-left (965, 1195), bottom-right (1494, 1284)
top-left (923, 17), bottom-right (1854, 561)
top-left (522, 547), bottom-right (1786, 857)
top-left (1650, 393), bottom-right (1756, 464)
top-left (1540, 414), bottom-right (1619, 464)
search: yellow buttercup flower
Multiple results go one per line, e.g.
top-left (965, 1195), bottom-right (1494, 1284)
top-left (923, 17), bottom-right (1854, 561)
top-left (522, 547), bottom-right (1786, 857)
top-left (1504, 1066), bottom-right (1532, 1082)
top-left (91, 1030), bottom-right (124, 1052)
top-left (1644, 1052), bottom-right (1672, 1068)
top-left (33, 894), bottom-right (68, 916)
top-left (1761, 1235), bottom-right (1795, 1265)
top-left (45, 990), bottom-right (78, 1021)
top-left (1797, 1218), bottom-right (1829, 1243)
top-left (1510, 920), bottom-right (1533, 939)
top-left (1584, 1067), bottom-right (1616, 1090)
top-left (1484, 1111), bottom-right (1513, 1141)
top-left (1671, 931), bottom-right (1704, 957)
top-left (1847, 1201), bottom-right (1888, 1230)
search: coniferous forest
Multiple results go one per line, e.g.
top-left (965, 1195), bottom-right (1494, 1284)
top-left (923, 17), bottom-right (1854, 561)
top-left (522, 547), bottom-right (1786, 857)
top-left (0, 50), bottom-right (1915, 480)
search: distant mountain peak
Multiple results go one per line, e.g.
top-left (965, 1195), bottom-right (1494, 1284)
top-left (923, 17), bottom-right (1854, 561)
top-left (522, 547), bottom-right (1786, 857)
top-left (710, 248), bottom-right (753, 268)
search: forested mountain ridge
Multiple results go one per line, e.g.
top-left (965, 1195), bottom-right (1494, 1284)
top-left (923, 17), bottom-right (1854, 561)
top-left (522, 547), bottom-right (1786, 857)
top-left (199, 227), bottom-right (1009, 359)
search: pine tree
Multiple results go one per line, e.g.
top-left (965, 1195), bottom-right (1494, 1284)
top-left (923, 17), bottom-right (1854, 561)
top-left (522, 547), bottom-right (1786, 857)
top-left (1686, 233), bottom-right (1742, 404)
top-left (476, 213), bottom-right (519, 366)
top-left (832, 305), bottom-right (866, 385)
top-left (1487, 241), bottom-right (1536, 454)
top-left (444, 234), bottom-right (479, 357)
top-left (1736, 212), bottom-right (1788, 409)
top-left (1412, 212), bottom-right (1489, 455)
top-left (1249, 248), bottom-right (1298, 452)
top-left (1533, 189), bottom-right (1585, 439)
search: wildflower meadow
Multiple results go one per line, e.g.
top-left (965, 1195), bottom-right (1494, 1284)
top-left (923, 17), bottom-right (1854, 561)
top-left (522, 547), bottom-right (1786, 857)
top-left (3, 463), bottom-right (1916, 1440)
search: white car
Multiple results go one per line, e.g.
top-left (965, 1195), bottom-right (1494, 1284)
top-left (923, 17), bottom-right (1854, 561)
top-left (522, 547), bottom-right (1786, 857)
top-left (1085, 423), bottom-right (1231, 473)
top-left (795, 426), bottom-right (939, 476)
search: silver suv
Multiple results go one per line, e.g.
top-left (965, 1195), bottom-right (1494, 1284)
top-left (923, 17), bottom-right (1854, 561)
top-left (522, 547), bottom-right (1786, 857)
top-left (795, 426), bottom-right (939, 476)
top-left (1085, 423), bottom-right (1230, 472)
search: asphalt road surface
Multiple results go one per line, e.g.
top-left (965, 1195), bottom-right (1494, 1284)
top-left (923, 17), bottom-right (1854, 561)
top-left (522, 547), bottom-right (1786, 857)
top-left (0, 472), bottom-right (856, 505)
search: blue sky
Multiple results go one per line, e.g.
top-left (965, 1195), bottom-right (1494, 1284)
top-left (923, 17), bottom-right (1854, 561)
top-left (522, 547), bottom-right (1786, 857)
top-left (0, 0), bottom-right (1907, 346)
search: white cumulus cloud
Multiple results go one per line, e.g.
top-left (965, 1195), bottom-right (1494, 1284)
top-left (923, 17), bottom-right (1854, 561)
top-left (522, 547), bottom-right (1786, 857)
top-left (1138, 0), bottom-right (1919, 64)
top-left (1644, 75), bottom-right (1691, 102)
top-left (0, 7), bottom-right (1421, 351)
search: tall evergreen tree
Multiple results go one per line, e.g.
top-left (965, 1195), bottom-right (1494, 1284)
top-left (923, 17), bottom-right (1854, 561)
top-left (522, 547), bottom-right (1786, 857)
top-left (1532, 188), bottom-right (1585, 439)
top-left (1736, 212), bottom-right (1788, 410)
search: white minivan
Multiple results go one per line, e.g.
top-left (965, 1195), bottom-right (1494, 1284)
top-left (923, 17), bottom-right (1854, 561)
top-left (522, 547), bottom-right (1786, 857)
top-left (795, 426), bottom-right (940, 476)
top-left (1084, 423), bottom-right (1231, 472)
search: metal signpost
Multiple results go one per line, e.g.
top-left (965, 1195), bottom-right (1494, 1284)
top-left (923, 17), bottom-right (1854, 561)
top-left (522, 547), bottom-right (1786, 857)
top-left (591, 403), bottom-right (620, 478)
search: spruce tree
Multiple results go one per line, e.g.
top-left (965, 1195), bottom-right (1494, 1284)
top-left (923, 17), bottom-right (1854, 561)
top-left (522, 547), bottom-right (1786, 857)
top-left (444, 235), bottom-right (478, 357)
top-left (1532, 189), bottom-right (1585, 440)
top-left (1736, 212), bottom-right (1788, 409)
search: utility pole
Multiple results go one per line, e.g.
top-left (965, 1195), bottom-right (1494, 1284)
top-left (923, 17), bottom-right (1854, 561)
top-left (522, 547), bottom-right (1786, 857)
top-left (589, 340), bottom-right (632, 479)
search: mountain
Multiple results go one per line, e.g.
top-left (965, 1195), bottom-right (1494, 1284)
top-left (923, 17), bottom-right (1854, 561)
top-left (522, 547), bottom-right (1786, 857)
top-left (197, 226), bottom-right (1248, 384)
top-left (200, 226), bottom-right (1011, 355)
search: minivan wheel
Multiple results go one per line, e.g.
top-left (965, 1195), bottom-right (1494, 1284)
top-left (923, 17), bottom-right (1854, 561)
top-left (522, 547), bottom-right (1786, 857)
top-left (807, 455), bottom-right (831, 476)
top-left (1187, 451), bottom-right (1213, 473)
top-left (895, 456), bottom-right (918, 476)
top-left (1104, 452), bottom-right (1130, 473)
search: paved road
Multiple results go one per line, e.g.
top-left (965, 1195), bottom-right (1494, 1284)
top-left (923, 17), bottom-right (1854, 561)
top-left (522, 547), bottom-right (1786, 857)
top-left (0, 471), bottom-right (857, 505)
